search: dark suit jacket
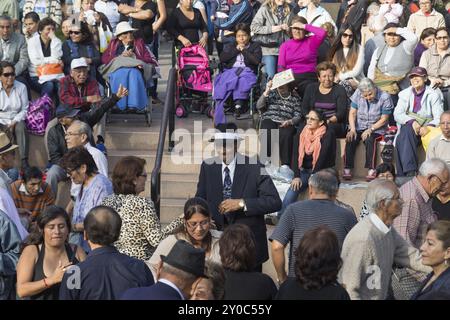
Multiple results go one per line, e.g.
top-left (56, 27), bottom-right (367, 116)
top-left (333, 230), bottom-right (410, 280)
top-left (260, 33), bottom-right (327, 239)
top-left (195, 153), bottom-right (282, 265)
top-left (412, 267), bottom-right (450, 300)
top-left (121, 281), bottom-right (183, 300)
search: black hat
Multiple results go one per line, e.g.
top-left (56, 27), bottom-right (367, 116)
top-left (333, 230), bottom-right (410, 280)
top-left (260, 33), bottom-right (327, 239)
top-left (55, 105), bottom-right (81, 118)
top-left (161, 240), bottom-right (205, 277)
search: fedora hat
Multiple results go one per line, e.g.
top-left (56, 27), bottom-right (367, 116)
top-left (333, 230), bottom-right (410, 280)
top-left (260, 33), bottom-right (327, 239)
top-left (0, 132), bottom-right (18, 155)
top-left (114, 21), bottom-right (137, 37)
top-left (161, 240), bottom-right (205, 277)
top-left (209, 122), bottom-right (243, 142)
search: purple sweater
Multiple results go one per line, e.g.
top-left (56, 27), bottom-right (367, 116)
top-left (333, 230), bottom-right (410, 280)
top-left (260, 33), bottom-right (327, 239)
top-left (277, 24), bottom-right (326, 74)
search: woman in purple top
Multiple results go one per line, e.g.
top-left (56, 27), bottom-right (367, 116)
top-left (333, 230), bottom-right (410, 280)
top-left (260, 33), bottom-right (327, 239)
top-left (414, 28), bottom-right (436, 66)
top-left (277, 15), bottom-right (326, 98)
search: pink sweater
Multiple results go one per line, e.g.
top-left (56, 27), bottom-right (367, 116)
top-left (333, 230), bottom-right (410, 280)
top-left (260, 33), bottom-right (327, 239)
top-left (277, 24), bottom-right (326, 74)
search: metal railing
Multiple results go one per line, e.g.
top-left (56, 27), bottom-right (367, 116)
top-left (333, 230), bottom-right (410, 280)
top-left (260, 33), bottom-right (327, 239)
top-left (151, 67), bottom-right (176, 218)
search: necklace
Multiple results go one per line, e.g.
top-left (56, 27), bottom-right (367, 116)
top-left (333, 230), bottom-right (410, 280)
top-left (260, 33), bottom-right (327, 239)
top-left (277, 88), bottom-right (291, 100)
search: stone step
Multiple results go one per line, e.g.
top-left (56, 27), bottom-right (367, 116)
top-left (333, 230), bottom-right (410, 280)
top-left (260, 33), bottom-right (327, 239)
top-left (160, 198), bottom-right (187, 224)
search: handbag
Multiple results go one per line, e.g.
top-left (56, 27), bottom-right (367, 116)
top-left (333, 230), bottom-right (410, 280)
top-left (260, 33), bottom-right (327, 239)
top-left (252, 31), bottom-right (285, 48)
top-left (36, 63), bottom-right (64, 84)
top-left (25, 94), bottom-right (53, 135)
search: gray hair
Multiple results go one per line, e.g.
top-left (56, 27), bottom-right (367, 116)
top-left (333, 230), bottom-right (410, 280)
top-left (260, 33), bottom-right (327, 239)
top-left (365, 179), bottom-right (397, 212)
top-left (308, 170), bottom-right (339, 197)
top-left (162, 263), bottom-right (197, 284)
top-left (358, 78), bottom-right (376, 92)
top-left (71, 120), bottom-right (94, 145)
top-left (418, 158), bottom-right (448, 177)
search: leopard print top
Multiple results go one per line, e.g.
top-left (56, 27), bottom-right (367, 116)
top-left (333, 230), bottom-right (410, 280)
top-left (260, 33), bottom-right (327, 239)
top-left (102, 194), bottom-right (184, 261)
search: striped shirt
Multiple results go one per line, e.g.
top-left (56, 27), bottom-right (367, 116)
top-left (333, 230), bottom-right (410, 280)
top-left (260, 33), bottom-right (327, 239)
top-left (11, 180), bottom-right (55, 218)
top-left (393, 177), bottom-right (437, 249)
top-left (270, 199), bottom-right (358, 276)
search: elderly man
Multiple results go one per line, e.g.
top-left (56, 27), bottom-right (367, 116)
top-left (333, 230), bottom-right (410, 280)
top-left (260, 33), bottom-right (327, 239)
top-left (59, 58), bottom-right (101, 113)
top-left (407, 0), bottom-right (445, 37)
top-left (0, 61), bottom-right (29, 170)
top-left (427, 111), bottom-right (450, 165)
top-left (340, 179), bottom-right (432, 300)
top-left (46, 85), bottom-right (127, 196)
top-left (59, 206), bottom-right (154, 300)
top-left (270, 170), bottom-right (358, 284)
top-left (0, 15), bottom-right (30, 90)
top-left (393, 158), bottom-right (449, 248)
top-left (121, 240), bottom-right (206, 300)
top-left (196, 122), bottom-right (281, 272)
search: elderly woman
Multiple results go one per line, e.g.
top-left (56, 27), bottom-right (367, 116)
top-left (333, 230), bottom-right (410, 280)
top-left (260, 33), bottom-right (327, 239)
top-left (60, 146), bottom-right (113, 252)
top-left (191, 261), bottom-right (225, 300)
top-left (102, 156), bottom-right (183, 262)
top-left (278, 109), bottom-right (336, 218)
top-left (301, 61), bottom-right (348, 138)
top-left (147, 197), bottom-right (220, 279)
top-left (414, 27), bottom-right (436, 66)
top-left (27, 17), bottom-right (63, 104)
top-left (275, 226), bottom-right (350, 300)
top-left (0, 61), bottom-right (29, 169)
top-left (62, 22), bottom-right (100, 80)
top-left (213, 23), bottom-right (262, 123)
top-left (257, 78), bottom-right (301, 169)
top-left (16, 206), bottom-right (86, 300)
top-left (420, 27), bottom-right (450, 110)
top-left (343, 78), bottom-right (393, 181)
top-left (433, 176), bottom-right (450, 221)
top-left (250, 0), bottom-right (292, 79)
top-left (368, 23), bottom-right (418, 104)
top-left (220, 223), bottom-right (277, 300)
top-left (394, 66), bottom-right (444, 177)
top-left (412, 220), bottom-right (450, 299)
top-left (328, 24), bottom-right (365, 97)
top-left (277, 15), bottom-right (326, 97)
top-left (101, 21), bottom-right (155, 111)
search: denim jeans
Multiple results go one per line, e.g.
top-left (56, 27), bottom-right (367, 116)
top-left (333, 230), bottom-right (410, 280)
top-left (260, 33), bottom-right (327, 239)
top-left (262, 55), bottom-right (278, 80)
top-left (277, 169), bottom-right (312, 218)
top-left (29, 76), bottom-right (60, 105)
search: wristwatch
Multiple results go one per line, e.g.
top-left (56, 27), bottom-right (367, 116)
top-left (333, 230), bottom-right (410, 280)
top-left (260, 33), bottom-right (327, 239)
top-left (239, 199), bottom-right (245, 209)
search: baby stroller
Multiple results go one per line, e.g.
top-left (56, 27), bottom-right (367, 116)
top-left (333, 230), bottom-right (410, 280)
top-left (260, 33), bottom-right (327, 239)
top-left (175, 45), bottom-right (213, 118)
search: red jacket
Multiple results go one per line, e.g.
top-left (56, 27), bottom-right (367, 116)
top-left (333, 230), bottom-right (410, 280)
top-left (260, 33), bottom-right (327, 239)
top-left (59, 75), bottom-right (100, 112)
top-left (101, 38), bottom-right (155, 65)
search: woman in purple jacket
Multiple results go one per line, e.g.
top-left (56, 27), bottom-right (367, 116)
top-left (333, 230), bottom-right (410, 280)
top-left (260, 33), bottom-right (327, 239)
top-left (277, 15), bottom-right (326, 98)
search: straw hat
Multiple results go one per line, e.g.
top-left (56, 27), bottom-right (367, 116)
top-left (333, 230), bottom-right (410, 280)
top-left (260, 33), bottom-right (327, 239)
top-left (114, 21), bottom-right (137, 37)
top-left (0, 132), bottom-right (18, 155)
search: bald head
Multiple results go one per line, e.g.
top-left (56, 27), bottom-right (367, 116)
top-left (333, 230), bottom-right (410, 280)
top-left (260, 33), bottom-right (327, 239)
top-left (84, 206), bottom-right (122, 246)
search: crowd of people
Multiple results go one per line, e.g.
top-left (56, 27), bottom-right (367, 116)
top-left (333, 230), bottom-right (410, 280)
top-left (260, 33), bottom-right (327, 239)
top-left (0, 0), bottom-right (450, 301)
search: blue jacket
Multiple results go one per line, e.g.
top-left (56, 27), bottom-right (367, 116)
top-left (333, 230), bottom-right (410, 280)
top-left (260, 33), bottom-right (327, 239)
top-left (412, 267), bottom-right (450, 300)
top-left (215, 0), bottom-right (252, 30)
top-left (121, 281), bottom-right (184, 300)
top-left (59, 246), bottom-right (154, 300)
top-left (0, 210), bottom-right (21, 300)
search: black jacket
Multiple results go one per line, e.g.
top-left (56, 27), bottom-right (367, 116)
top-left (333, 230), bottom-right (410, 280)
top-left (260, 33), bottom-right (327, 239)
top-left (195, 153), bottom-right (282, 265)
top-left (219, 42), bottom-right (262, 74)
top-left (47, 94), bottom-right (120, 165)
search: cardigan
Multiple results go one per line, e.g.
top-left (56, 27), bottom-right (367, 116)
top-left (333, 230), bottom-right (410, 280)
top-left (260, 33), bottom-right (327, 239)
top-left (219, 41), bottom-right (262, 74)
top-left (27, 35), bottom-right (63, 77)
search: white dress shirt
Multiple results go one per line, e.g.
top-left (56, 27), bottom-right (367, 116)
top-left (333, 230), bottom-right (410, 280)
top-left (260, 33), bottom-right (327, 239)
top-left (0, 81), bottom-right (29, 125)
top-left (369, 213), bottom-right (390, 234)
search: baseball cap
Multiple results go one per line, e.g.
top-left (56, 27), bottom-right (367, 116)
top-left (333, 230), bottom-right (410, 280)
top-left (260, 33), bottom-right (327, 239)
top-left (71, 58), bottom-right (88, 70)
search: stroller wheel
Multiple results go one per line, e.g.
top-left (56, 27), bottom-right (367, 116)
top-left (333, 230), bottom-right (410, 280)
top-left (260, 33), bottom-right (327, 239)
top-left (176, 105), bottom-right (187, 118)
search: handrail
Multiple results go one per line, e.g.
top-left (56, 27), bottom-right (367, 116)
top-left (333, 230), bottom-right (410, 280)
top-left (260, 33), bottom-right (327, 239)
top-left (151, 67), bottom-right (176, 218)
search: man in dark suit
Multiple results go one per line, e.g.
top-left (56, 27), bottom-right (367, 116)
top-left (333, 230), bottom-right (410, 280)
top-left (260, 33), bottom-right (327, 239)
top-left (121, 240), bottom-right (206, 300)
top-left (196, 123), bottom-right (282, 271)
top-left (59, 206), bottom-right (154, 300)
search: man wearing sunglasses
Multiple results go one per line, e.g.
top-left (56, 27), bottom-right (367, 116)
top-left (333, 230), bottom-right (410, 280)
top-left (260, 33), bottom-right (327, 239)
top-left (0, 15), bottom-right (30, 93)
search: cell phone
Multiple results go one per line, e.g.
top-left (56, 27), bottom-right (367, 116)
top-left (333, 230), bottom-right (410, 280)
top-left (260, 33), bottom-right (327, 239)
top-left (127, 45), bottom-right (134, 51)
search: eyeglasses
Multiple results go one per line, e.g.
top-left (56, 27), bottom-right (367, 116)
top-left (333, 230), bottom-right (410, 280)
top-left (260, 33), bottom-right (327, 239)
top-left (436, 36), bottom-right (449, 41)
top-left (139, 173), bottom-right (147, 178)
top-left (120, 31), bottom-right (133, 36)
top-left (1, 72), bottom-right (15, 78)
top-left (384, 32), bottom-right (399, 37)
top-left (186, 220), bottom-right (209, 230)
top-left (432, 174), bottom-right (448, 186)
top-left (305, 116), bottom-right (320, 121)
top-left (342, 33), bottom-right (353, 39)
top-left (69, 31), bottom-right (81, 35)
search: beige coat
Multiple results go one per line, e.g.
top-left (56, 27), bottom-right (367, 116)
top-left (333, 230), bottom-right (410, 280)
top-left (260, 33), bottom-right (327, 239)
top-left (407, 9), bottom-right (445, 37)
top-left (419, 45), bottom-right (450, 87)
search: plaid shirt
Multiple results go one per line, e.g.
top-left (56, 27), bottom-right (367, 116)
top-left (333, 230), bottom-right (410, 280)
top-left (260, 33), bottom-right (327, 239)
top-left (393, 177), bottom-right (437, 248)
top-left (59, 75), bottom-right (100, 112)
